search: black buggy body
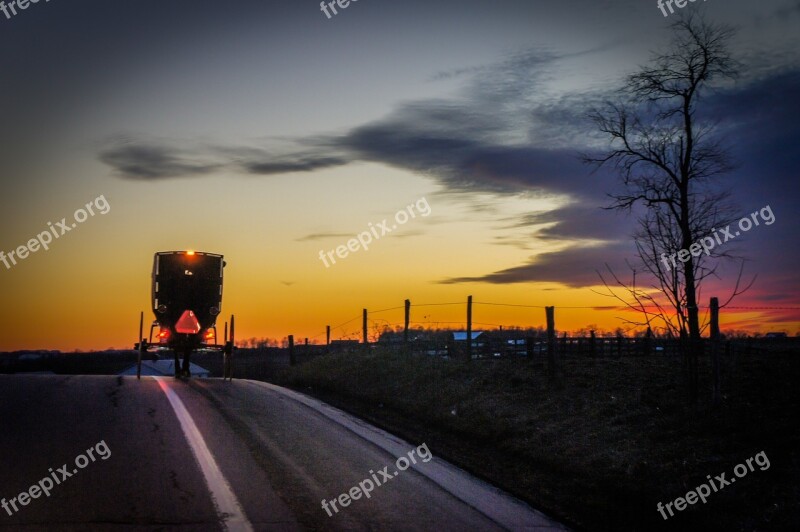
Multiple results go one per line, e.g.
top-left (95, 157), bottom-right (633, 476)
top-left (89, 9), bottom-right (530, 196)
top-left (135, 250), bottom-right (235, 378)
top-left (153, 250), bottom-right (223, 349)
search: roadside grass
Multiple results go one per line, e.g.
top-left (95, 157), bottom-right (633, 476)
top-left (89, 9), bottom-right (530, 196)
top-left (276, 349), bottom-right (800, 531)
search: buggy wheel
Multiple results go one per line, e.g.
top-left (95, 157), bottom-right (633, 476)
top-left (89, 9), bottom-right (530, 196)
top-left (181, 348), bottom-right (192, 378)
top-left (173, 349), bottom-right (181, 378)
top-left (223, 342), bottom-right (232, 380)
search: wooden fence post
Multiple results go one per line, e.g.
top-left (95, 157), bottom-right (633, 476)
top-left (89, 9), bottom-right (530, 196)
top-left (710, 297), bottom-right (721, 405)
top-left (326, 325), bottom-right (331, 354)
top-left (546, 306), bottom-right (556, 377)
top-left (288, 335), bottom-right (295, 367)
top-left (466, 295), bottom-right (473, 362)
top-left (227, 315), bottom-right (235, 381)
top-left (404, 299), bottom-right (411, 352)
top-left (363, 309), bottom-right (368, 352)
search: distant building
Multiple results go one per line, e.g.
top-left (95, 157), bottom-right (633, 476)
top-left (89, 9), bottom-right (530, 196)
top-left (450, 331), bottom-right (484, 359)
top-left (119, 360), bottom-right (210, 378)
top-left (452, 331), bottom-right (484, 345)
top-left (452, 331), bottom-right (538, 357)
top-left (765, 332), bottom-right (788, 339)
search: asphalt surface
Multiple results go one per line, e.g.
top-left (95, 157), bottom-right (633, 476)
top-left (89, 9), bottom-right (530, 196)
top-left (0, 375), bottom-right (568, 531)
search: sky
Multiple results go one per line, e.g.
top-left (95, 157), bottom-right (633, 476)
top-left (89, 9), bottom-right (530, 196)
top-left (0, 0), bottom-right (798, 351)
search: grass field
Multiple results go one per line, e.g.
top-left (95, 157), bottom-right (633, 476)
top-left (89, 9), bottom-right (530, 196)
top-left (276, 347), bottom-right (800, 531)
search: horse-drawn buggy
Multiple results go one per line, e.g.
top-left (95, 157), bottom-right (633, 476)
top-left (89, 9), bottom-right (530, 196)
top-left (134, 250), bottom-right (235, 378)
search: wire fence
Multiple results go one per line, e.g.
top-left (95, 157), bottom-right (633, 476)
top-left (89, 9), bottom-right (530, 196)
top-left (238, 297), bottom-right (799, 355)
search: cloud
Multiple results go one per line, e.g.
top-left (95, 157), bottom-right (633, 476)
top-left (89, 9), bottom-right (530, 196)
top-left (100, 139), bottom-right (350, 180)
top-left (99, 142), bottom-right (222, 179)
top-left (503, 204), bottom-right (631, 241)
top-left (295, 232), bottom-right (353, 242)
top-left (429, 64), bottom-right (487, 82)
top-left (97, 48), bottom-right (800, 290)
top-left (241, 155), bottom-right (347, 175)
top-left (392, 229), bottom-right (426, 239)
top-left (440, 243), bottom-right (630, 288)
top-left (99, 48), bottom-right (582, 190)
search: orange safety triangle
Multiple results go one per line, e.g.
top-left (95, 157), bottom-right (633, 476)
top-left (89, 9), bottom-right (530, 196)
top-left (175, 310), bottom-right (202, 334)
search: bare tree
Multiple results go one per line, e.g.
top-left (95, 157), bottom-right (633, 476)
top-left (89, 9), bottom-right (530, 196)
top-left (586, 14), bottom-right (748, 402)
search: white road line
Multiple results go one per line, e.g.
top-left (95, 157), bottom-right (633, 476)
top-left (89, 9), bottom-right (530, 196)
top-left (156, 377), bottom-right (253, 532)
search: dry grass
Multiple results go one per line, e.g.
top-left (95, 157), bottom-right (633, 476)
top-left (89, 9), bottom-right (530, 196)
top-left (278, 349), bottom-right (800, 531)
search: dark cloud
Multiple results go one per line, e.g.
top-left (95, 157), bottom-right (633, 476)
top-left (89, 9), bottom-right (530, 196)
top-left (440, 243), bottom-right (630, 288)
top-left (99, 143), bottom-right (221, 180)
top-left (242, 155), bottom-right (348, 175)
top-left (768, 0), bottom-right (800, 19)
top-left (504, 204), bottom-right (632, 241)
top-left (703, 70), bottom-right (800, 181)
top-left (100, 141), bottom-right (350, 179)
top-left (338, 124), bottom-right (599, 195)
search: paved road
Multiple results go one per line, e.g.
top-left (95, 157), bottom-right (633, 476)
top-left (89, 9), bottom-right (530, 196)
top-left (0, 375), bottom-right (567, 531)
